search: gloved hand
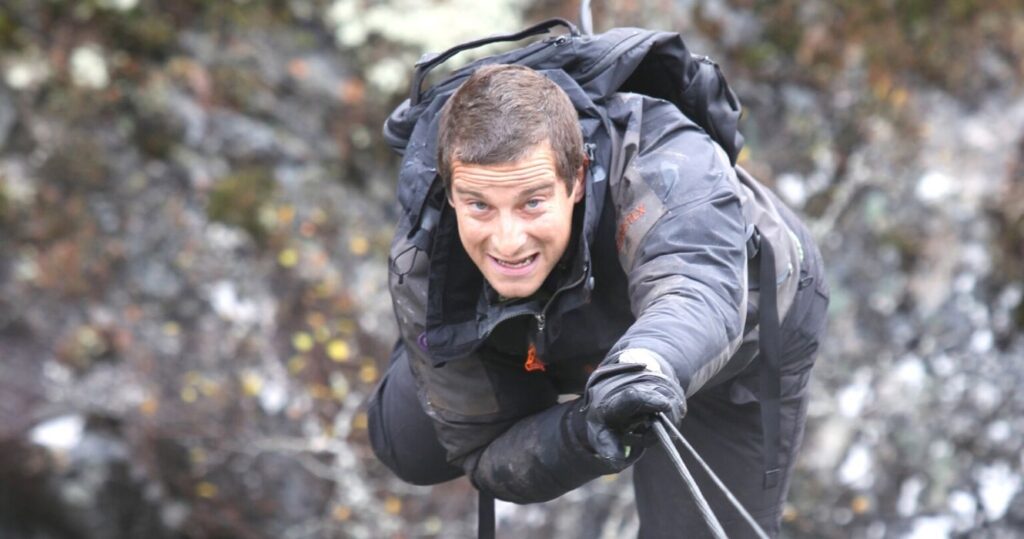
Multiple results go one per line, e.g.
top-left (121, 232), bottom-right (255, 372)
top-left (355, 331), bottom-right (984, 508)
top-left (576, 350), bottom-right (687, 462)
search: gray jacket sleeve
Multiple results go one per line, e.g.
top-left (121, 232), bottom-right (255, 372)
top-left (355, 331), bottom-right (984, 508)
top-left (405, 341), bottom-right (625, 503)
top-left (606, 98), bottom-right (748, 396)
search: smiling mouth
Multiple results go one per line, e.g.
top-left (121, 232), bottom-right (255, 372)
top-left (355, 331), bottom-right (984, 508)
top-left (492, 254), bottom-right (538, 269)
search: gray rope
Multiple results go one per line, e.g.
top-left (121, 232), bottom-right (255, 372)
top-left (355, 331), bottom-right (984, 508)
top-left (580, 0), bottom-right (594, 35)
top-left (652, 420), bottom-right (728, 539)
top-left (656, 413), bottom-right (771, 539)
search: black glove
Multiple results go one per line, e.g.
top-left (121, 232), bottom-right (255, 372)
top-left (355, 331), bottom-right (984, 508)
top-left (576, 358), bottom-right (687, 462)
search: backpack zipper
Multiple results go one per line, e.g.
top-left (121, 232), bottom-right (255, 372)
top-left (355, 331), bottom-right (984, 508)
top-left (575, 30), bottom-right (649, 85)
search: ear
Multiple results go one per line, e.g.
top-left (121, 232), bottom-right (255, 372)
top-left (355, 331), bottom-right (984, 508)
top-left (572, 165), bottom-right (585, 203)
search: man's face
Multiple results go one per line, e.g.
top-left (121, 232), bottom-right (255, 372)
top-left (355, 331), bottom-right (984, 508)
top-left (448, 143), bottom-right (583, 299)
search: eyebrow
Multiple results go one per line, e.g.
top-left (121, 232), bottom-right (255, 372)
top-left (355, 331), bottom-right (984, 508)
top-left (452, 182), bottom-right (555, 200)
top-left (517, 183), bottom-right (555, 200)
top-left (452, 186), bottom-right (486, 199)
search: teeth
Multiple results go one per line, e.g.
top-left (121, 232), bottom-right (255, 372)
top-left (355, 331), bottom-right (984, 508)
top-left (496, 255), bottom-right (535, 268)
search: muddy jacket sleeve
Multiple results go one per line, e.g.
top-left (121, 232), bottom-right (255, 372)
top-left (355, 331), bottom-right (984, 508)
top-left (606, 97), bottom-right (748, 396)
top-left (403, 340), bottom-right (629, 503)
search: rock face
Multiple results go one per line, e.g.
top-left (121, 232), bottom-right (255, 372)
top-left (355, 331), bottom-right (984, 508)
top-left (0, 1), bottom-right (1022, 538)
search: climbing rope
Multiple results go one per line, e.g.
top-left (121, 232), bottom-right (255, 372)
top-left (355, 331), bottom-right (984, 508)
top-left (655, 412), bottom-right (771, 539)
top-left (651, 419), bottom-right (728, 539)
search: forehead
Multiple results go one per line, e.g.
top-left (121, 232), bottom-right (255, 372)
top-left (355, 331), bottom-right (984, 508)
top-left (450, 144), bottom-right (560, 193)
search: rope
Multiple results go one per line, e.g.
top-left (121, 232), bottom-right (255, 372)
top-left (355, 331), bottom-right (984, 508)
top-left (656, 413), bottom-right (771, 539)
top-left (652, 420), bottom-right (728, 539)
top-left (580, 0), bottom-right (594, 35)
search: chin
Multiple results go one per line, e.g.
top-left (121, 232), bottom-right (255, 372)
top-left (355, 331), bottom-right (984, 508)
top-left (490, 280), bottom-right (542, 300)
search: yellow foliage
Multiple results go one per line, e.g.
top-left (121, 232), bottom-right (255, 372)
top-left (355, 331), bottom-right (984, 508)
top-left (327, 340), bottom-right (351, 362)
top-left (359, 363), bottom-right (378, 384)
top-left (349, 235), bottom-right (370, 256)
top-left (332, 505), bottom-right (352, 521)
top-left (288, 355), bottom-right (308, 374)
top-left (292, 332), bottom-right (314, 352)
top-left (139, 396), bottom-right (160, 416)
top-left (276, 205), bottom-right (296, 226)
top-left (196, 481), bottom-right (218, 498)
top-left (337, 319), bottom-right (356, 335)
top-left (180, 386), bottom-right (198, 403)
top-left (278, 248), bottom-right (299, 268)
top-left (384, 495), bottom-right (402, 515)
top-left (851, 495), bottom-right (871, 514)
top-left (240, 371), bottom-right (264, 396)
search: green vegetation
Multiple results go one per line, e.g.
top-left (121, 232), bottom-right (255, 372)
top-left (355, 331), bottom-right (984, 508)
top-left (207, 166), bottom-right (277, 246)
top-left (718, 0), bottom-right (1023, 96)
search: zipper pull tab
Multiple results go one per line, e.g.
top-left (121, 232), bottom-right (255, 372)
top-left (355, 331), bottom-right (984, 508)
top-left (524, 342), bottom-right (545, 372)
top-left (524, 315), bottom-right (548, 373)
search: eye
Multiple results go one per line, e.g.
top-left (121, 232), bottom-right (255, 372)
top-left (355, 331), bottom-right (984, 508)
top-left (524, 198), bottom-right (543, 209)
top-left (470, 201), bottom-right (489, 212)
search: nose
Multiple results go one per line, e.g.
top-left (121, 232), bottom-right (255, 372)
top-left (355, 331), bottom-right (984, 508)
top-left (491, 212), bottom-right (527, 257)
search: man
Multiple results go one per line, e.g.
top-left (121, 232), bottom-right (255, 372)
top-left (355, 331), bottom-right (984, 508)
top-left (368, 63), bottom-right (829, 537)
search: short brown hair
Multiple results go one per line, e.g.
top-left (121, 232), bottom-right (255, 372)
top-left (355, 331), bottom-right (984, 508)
top-left (437, 64), bottom-right (584, 194)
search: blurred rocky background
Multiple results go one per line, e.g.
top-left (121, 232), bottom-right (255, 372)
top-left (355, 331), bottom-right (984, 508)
top-left (0, 0), bottom-right (1021, 538)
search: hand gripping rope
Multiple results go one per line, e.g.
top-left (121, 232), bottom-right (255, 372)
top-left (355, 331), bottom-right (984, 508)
top-left (477, 413), bottom-right (772, 539)
top-left (653, 412), bottom-right (770, 539)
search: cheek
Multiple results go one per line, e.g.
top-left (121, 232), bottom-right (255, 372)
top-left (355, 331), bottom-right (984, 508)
top-left (456, 217), bottom-right (487, 247)
top-left (531, 213), bottom-right (573, 244)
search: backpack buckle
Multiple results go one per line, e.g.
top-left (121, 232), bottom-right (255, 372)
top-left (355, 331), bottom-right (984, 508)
top-left (746, 225), bottom-right (761, 260)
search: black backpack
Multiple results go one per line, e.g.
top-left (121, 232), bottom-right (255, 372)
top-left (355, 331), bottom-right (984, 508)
top-left (383, 18), bottom-right (744, 229)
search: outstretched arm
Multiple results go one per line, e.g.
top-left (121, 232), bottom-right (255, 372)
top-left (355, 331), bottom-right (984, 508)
top-left (606, 98), bottom-right (748, 397)
top-left (611, 184), bottom-right (748, 396)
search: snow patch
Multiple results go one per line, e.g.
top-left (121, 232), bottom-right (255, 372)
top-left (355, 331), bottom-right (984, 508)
top-left (903, 516), bottom-right (952, 539)
top-left (893, 356), bottom-right (926, 393)
top-left (839, 442), bottom-right (874, 489)
top-left (976, 462), bottom-right (1021, 521)
top-left (209, 280), bottom-right (259, 326)
top-left (98, 0), bottom-right (139, 10)
top-left (969, 329), bottom-right (994, 355)
top-left (259, 378), bottom-right (288, 415)
top-left (30, 415), bottom-right (85, 451)
top-left (838, 373), bottom-right (872, 418)
top-left (776, 173), bottom-right (807, 207)
top-left (915, 171), bottom-right (956, 203)
top-left (70, 45), bottom-right (110, 89)
top-left (948, 490), bottom-right (977, 532)
top-left (897, 476), bottom-right (924, 516)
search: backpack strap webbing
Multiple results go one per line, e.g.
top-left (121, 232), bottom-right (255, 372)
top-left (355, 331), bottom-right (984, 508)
top-left (749, 228), bottom-right (782, 489)
top-left (478, 490), bottom-right (495, 539)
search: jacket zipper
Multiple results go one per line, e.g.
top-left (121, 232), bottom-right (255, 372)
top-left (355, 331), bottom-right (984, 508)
top-left (525, 263), bottom-right (588, 371)
top-left (534, 261), bottom-right (589, 335)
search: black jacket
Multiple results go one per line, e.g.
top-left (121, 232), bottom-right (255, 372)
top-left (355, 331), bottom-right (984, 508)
top-left (386, 97), bottom-right (803, 503)
top-left (384, 28), bottom-right (804, 503)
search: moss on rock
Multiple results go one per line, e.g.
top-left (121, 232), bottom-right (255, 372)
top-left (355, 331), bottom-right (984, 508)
top-left (207, 166), bottom-right (276, 246)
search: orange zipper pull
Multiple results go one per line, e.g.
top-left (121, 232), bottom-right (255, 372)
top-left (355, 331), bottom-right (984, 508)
top-left (524, 343), bottom-right (546, 372)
